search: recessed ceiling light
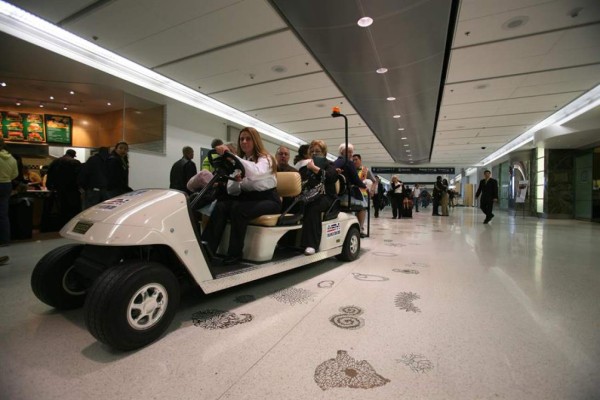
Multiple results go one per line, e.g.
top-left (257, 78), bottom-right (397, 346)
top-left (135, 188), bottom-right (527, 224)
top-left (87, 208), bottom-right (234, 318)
top-left (393, 115), bottom-right (401, 118)
top-left (39, 104), bottom-right (44, 108)
top-left (387, 97), bottom-right (396, 101)
top-left (403, 144), bottom-right (409, 147)
top-left (398, 128), bottom-right (404, 131)
top-left (107, 102), bottom-right (111, 106)
top-left (15, 102), bottom-right (21, 106)
top-left (406, 150), bottom-right (411, 153)
top-left (271, 65), bottom-right (287, 74)
top-left (376, 68), bottom-right (388, 74)
top-left (357, 17), bottom-right (373, 27)
top-left (49, 96), bottom-right (54, 100)
top-left (63, 106), bottom-right (68, 110)
top-left (1, 82), bottom-right (6, 87)
top-left (502, 16), bottom-right (529, 30)
top-left (69, 91), bottom-right (75, 95)
top-left (401, 137), bottom-right (407, 140)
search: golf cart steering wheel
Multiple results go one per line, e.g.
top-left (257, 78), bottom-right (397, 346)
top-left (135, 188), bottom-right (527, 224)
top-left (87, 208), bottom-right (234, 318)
top-left (207, 149), bottom-right (245, 179)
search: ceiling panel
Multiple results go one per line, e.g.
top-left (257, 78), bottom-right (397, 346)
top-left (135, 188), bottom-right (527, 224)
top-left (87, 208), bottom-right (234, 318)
top-left (210, 73), bottom-right (342, 111)
top-left (454, 0), bottom-right (600, 47)
top-left (157, 30), bottom-right (321, 94)
top-left (62, 0), bottom-right (241, 50)
top-left (275, 114), bottom-right (366, 133)
top-left (65, 0), bottom-right (286, 67)
top-left (248, 98), bottom-right (355, 123)
top-left (7, 0), bottom-right (98, 23)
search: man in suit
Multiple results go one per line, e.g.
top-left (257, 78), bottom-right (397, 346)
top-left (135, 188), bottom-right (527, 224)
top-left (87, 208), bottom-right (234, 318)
top-left (475, 169), bottom-right (499, 224)
top-left (170, 146), bottom-right (197, 194)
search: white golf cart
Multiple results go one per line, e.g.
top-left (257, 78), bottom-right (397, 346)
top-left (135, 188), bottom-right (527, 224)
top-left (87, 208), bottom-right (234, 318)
top-left (31, 150), bottom-right (361, 351)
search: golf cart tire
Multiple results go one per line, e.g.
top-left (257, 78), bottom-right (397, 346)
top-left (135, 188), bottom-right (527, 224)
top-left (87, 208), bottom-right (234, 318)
top-left (84, 261), bottom-right (180, 351)
top-left (336, 226), bottom-right (361, 261)
top-left (31, 244), bottom-right (86, 310)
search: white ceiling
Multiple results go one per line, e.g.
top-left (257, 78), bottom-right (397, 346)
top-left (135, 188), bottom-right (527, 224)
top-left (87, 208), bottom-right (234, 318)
top-left (1, 0), bottom-right (600, 168)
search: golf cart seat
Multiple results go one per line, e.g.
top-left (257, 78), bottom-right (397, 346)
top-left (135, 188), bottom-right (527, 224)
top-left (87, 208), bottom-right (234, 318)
top-left (249, 171), bottom-right (302, 227)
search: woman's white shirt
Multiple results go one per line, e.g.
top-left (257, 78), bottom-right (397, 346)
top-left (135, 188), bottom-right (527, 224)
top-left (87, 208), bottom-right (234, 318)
top-left (394, 183), bottom-right (403, 194)
top-left (227, 155), bottom-right (277, 196)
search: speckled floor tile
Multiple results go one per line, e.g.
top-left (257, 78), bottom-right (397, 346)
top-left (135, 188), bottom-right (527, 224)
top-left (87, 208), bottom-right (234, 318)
top-left (1, 207), bottom-right (599, 399)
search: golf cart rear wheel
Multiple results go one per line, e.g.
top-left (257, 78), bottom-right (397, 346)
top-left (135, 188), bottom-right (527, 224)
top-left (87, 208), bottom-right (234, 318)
top-left (84, 261), bottom-right (180, 351)
top-left (31, 244), bottom-right (86, 309)
top-left (336, 226), bottom-right (361, 261)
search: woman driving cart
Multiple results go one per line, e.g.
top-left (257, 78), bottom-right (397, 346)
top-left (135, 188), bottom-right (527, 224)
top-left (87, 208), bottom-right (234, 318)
top-left (202, 127), bottom-right (280, 265)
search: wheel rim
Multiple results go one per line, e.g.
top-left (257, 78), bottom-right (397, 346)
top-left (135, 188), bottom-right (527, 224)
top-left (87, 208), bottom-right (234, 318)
top-left (127, 283), bottom-right (168, 330)
top-left (62, 265), bottom-right (86, 296)
top-left (349, 233), bottom-right (359, 255)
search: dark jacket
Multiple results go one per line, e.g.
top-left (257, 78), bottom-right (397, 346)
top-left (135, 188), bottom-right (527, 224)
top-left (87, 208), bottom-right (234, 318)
top-left (476, 178), bottom-right (499, 202)
top-left (107, 151), bottom-right (130, 196)
top-left (298, 160), bottom-right (338, 199)
top-left (78, 150), bottom-right (109, 190)
top-left (333, 157), bottom-right (366, 189)
top-left (46, 156), bottom-right (81, 191)
top-left (169, 157), bottom-right (197, 194)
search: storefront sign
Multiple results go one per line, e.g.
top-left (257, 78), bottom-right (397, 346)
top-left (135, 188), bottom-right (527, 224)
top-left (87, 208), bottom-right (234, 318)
top-left (44, 114), bottom-right (72, 145)
top-left (1, 111), bottom-right (46, 143)
top-left (371, 167), bottom-right (455, 174)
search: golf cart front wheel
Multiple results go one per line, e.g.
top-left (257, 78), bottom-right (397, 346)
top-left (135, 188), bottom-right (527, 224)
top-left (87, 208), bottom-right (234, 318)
top-left (336, 226), bottom-right (361, 261)
top-left (31, 244), bottom-right (86, 309)
top-left (84, 261), bottom-right (180, 351)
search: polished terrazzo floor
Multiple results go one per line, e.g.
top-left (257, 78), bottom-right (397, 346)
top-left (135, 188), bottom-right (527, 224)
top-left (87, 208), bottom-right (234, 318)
top-left (1, 206), bottom-right (599, 400)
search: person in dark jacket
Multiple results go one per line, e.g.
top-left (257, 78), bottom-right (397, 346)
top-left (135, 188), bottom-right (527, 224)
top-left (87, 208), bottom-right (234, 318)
top-left (432, 176), bottom-right (444, 216)
top-left (298, 140), bottom-right (338, 255)
top-left (169, 146), bottom-right (197, 194)
top-left (107, 141), bottom-right (131, 198)
top-left (372, 175), bottom-right (385, 218)
top-left (475, 169), bottom-right (499, 224)
top-left (46, 149), bottom-right (82, 226)
top-left (78, 147), bottom-right (110, 209)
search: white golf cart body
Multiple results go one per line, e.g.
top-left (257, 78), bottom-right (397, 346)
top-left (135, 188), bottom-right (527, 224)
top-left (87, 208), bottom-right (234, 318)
top-left (61, 188), bottom-right (359, 293)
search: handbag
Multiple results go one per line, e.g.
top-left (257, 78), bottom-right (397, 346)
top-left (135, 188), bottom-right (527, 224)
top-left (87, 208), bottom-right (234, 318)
top-left (299, 172), bottom-right (325, 203)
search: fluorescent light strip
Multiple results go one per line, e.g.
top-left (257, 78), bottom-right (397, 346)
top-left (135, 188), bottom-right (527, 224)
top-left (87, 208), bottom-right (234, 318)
top-left (477, 83), bottom-right (600, 167)
top-left (0, 1), bottom-right (305, 148)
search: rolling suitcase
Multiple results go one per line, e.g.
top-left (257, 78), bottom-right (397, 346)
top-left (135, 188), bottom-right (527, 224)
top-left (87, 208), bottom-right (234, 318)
top-left (402, 198), bottom-right (413, 218)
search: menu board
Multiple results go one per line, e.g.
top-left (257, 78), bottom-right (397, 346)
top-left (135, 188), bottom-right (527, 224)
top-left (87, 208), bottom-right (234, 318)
top-left (1, 111), bottom-right (46, 143)
top-left (44, 114), bottom-right (72, 145)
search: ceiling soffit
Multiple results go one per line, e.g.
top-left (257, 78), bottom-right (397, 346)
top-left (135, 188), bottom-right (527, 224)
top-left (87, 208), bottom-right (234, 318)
top-left (268, 0), bottom-right (457, 164)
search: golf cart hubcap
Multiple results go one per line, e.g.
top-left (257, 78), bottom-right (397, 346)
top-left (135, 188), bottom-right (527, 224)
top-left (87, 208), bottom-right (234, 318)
top-left (62, 265), bottom-right (85, 296)
top-left (350, 235), bottom-right (359, 254)
top-left (127, 283), bottom-right (168, 330)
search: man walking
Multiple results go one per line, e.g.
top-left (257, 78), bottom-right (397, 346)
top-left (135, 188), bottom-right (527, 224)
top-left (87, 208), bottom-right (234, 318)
top-left (475, 169), bottom-right (499, 224)
top-left (170, 146), bottom-right (197, 194)
top-left (412, 183), bottom-right (421, 212)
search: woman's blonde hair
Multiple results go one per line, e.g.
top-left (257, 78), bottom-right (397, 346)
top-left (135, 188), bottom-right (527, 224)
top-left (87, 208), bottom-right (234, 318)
top-left (237, 127), bottom-right (277, 173)
top-left (309, 139), bottom-right (327, 155)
